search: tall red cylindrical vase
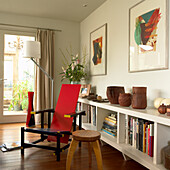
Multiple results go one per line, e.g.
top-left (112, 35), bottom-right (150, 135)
top-left (26, 92), bottom-right (35, 127)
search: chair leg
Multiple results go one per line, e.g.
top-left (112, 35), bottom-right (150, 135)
top-left (88, 142), bottom-right (92, 167)
top-left (91, 140), bottom-right (103, 170)
top-left (79, 115), bottom-right (82, 147)
top-left (66, 139), bottom-right (79, 170)
top-left (56, 135), bottom-right (61, 161)
top-left (21, 127), bottom-right (24, 155)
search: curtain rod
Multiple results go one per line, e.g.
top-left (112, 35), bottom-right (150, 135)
top-left (0, 23), bottom-right (62, 32)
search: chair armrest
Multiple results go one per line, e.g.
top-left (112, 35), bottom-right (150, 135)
top-left (64, 111), bottom-right (86, 118)
top-left (31, 108), bottom-right (55, 115)
top-left (57, 131), bottom-right (72, 135)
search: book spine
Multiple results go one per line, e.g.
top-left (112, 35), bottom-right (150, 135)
top-left (139, 120), bottom-right (143, 152)
top-left (92, 106), bottom-right (96, 126)
top-left (87, 105), bottom-right (89, 123)
top-left (149, 124), bottom-right (154, 157)
top-left (146, 127), bottom-right (148, 154)
top-left (79, 102), bottom-right (81, 111)
top-left (136, 119), bottom-right (139, 149)
top-left (91, 106), bottom-right (93, 125)
top-left (105, 117), bottom-right (117, 124)
top-left (76, 103), bottom-right (79, 112)
top-left (148, 125), bottom-right (150, 155)
top-left (143, 123), bottom-right (146, 153)
top-left (132, 118), bottom-right (135, 147)
top-left (104, 119), bottom-right (117, 126)
top-left (101, 128), bottom-right (116, 137)
top-left (125, 115), bottom-right (128, 144)
top-left (87, 105), bottom-right (91, 123)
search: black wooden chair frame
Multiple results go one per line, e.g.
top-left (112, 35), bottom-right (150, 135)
top-left (21, 108), bottom-right (85, 161)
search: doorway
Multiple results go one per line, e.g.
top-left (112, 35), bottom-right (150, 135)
top-left (0, 30), bottom-right (35, 123)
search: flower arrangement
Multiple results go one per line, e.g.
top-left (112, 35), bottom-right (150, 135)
top-left (60, 51), bottom-right (87, 83)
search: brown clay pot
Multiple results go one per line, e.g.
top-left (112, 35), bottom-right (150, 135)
top-left (118, 93), bottom-right (131, 107)
top-left (133, 87), bottom-right (147, 94)
top-left (158, 104), bottom-right (167, 114)
top-left (132, 87), bottom-right (147, 109)
top-left (106, 86), bottom-right (125, 104)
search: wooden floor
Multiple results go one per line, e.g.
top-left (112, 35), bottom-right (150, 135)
top-left (0, 123), bottom-right (148, 170)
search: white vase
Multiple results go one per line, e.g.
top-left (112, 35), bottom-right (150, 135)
top-left (71, 81), bottom-right (80, 84)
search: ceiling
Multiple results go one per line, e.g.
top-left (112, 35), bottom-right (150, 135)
top-left (0, 0), bottom-right (107, 22)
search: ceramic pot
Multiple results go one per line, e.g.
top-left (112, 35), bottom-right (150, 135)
top-left (118, 93), bottom-right (131, 107)
top-left (158, 104), bottom-right (167, 114)
top-left (106, 86), bottom-right (125, 104)
top-left (132, 87), bottom-right (147, 109)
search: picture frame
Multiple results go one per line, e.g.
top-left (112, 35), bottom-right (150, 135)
top-left (90, 24), bottom-right (107, 76)
top-left (79, 84), bottom-right (91, 98)
top-left (129, 0), bottom-right (168, 72)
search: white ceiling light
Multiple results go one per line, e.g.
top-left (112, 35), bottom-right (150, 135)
top-left (83, 4), bottom-right (88, 7)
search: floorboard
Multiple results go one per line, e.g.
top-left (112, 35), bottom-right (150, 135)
top-left (0, 123), bottom-right (148, 170)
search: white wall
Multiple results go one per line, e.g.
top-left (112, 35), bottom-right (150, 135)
top-left (0, 12), bottom-right (80, 105)
top-left (80, 0), bottom-right (170, 106)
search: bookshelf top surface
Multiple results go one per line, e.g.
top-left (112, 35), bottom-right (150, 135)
top-left (78, 98), bottom-right (170, 126)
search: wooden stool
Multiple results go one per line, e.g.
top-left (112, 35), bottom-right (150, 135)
top-left (66, 130), bottom-right (103, 170)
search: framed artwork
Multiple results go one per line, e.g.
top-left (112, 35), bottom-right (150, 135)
top-left (90, 24), bottom-right (107, 76)
top-left (129, 0), bottom-right (168, 72)
top-left (79, 84), bottom-right (91, 98)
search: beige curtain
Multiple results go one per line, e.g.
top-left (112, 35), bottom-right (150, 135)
top-left (34, 29), bottom-right (55, 123)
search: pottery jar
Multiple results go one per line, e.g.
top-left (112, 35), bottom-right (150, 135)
top-left (118, 93), bottom-right (131, 107)
top-left (132, 87), bottom-right (147, 109)
top-left (106, 86), bottom-right (125, 104)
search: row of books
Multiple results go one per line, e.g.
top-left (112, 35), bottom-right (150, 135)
top-left (87, 105), bottom-right (96, 126)
top-left (129, 117), bottom-right (154, 157)
top-left (77, 103), bottom-right (96, 126)
top-left (101, 113), bottom-right (117, 137)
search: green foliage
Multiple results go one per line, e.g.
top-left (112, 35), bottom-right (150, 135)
top-left (8, 80), bottom-right (31, 111)
top-left (60, 49), bottom-right (87, 83)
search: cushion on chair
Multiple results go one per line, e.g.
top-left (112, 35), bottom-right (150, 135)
top-left (47, 84), bottom-right (81, 143)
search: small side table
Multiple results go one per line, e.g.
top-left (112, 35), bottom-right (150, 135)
top-left (66, 130), bottom-right (103, 170)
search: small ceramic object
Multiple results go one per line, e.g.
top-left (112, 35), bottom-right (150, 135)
top-left (132, 87), bottom-right (147, 109)
top-left (161, 98), bottom-right (170, 106)
top-left (154, 98), bottom-right (165, 109)
top-left (158, 104), bottom-right (167, 114)
top-left (166, 105), bottom-right (170, 116)
top-left (97, 96), bottom-right (102, 101)
top-left (106, 86), bottom-right (125, 104)
top-left (118, 93), bottom-right (131, 107)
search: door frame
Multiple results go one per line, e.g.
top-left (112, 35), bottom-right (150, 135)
top-left (0, 29), bottom-right (36, 123)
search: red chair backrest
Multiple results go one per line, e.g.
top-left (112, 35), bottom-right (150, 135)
top-left (48, 84), bottom-right (81, 143)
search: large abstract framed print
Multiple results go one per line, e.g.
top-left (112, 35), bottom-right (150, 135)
top-left (90, 24), bottom-right (107, 76)
top-left (129, 0), bottom-right (168, 72)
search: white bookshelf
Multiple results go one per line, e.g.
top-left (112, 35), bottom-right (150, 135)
top-left (78, 98), bottom-right (170, 170)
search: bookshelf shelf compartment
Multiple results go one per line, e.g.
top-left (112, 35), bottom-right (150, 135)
top-left (78, 98), bottom-right (170, 170)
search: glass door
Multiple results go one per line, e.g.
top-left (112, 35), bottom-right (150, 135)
top-left (0, 30), bottom-right (35, 123)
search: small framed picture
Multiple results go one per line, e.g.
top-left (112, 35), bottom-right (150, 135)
top-left (79, 84), bottom-right (91, 98)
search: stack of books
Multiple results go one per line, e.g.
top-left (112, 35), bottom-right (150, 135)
top-left (101, 113), bottom-right (117, 137)
top-left (128, 117), bottom-right (154, 157)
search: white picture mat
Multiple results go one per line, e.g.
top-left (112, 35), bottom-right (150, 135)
top-left (90, 24), bottom-right (107, 75)
top-left (129, 0), bottom-right (168, 72)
